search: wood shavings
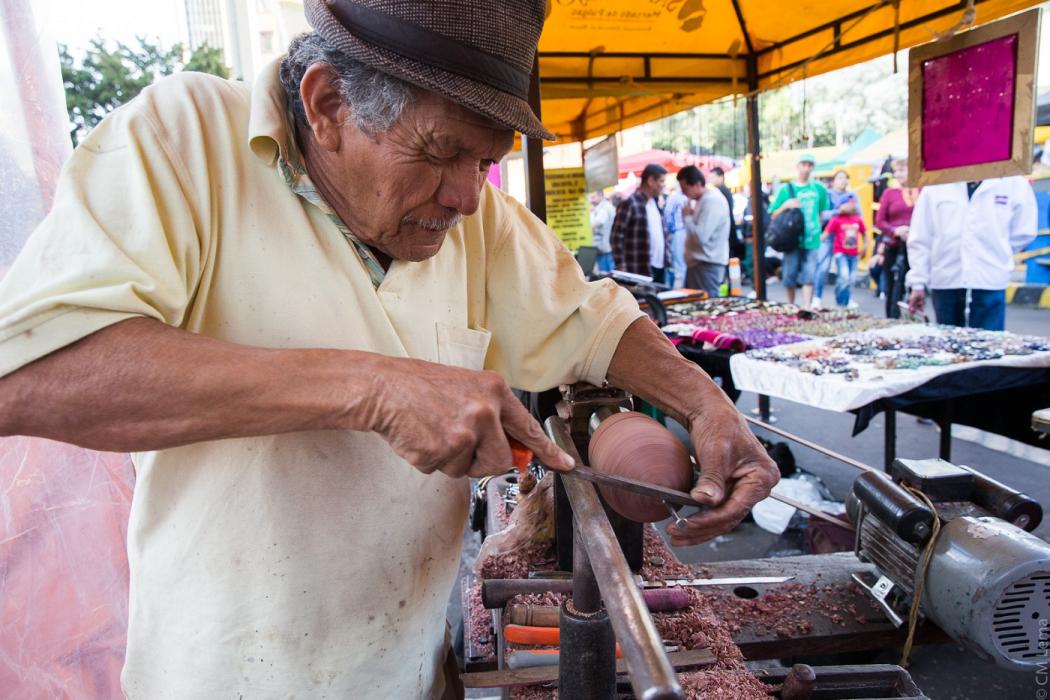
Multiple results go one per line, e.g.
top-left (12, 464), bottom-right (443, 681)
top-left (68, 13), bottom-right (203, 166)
top-left (677, 669), bottom-right (772, 699)
top-left (466, 579), bottom-right (494, 661)
top-left (475, 474), bottom-right (555, 575)
top-left (476, 539), bottom-right (554, 580)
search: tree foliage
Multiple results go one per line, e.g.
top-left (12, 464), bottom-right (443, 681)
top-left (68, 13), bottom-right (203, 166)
top-left (648, 54), bottom-right (907, 158)
top-left (60, 37), bottom-right (231, 145)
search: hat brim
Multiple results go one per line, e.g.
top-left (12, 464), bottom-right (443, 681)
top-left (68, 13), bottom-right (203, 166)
top-left (307, 1), bottom-right (554, 141)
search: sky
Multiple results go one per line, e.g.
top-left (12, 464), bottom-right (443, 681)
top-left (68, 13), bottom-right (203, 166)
top-left (32, 0), bottom-right (187, 53)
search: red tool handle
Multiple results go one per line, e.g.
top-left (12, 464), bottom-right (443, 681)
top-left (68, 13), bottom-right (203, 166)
top-left (503, 625), bottom-right (623, 657)
top-left (508, 438), bottom-right (533, 475)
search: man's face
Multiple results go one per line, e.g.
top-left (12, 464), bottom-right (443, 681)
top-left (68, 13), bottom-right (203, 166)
top-left (709, 172), bottom-right (723, 187)
top-left (679, 180), bottom-right (704, 199)
top-left (308, 84), bottom-right (514, 262)
top-left (589, 192), bottom-right (601, 207)
top-left (642, 174), bottom-right (665, 198)
top-left (797, 161), bottom-right (814, 181)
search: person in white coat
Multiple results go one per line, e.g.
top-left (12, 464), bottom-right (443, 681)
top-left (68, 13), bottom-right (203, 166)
top-left (906, 177), bottom-right (1037, 330)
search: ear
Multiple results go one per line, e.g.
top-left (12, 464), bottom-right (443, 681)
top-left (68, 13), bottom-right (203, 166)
top-left (300, 63), bottom-right (348, 152)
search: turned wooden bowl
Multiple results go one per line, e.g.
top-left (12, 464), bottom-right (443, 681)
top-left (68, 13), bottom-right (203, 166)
top-left (588, 412), bottom-right (693, 523)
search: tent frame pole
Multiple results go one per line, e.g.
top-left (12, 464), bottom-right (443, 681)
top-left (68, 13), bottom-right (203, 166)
top-left (745, 55), bottom-right (766, 301)
top-left (523, 58), bottom-right (547, 222)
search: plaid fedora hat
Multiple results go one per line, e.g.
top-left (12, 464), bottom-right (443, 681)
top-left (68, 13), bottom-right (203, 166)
top-left (304, 0), bottom-right (554, 141)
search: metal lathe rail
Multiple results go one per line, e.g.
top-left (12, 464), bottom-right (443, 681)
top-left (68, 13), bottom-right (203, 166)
top-left (544, 415), bottom-right (684, 700)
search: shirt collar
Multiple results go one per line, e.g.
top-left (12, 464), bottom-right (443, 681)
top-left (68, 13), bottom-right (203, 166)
top-left (246, 58), bottom-right (387, 290)
top-left (247, 59), bottom-right (289, 166)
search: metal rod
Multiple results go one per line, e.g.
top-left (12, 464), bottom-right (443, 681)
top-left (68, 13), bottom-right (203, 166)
top-left (684, 454), bottom-right (853, 530)
top-left (572, 526), bottom-right (602, 613)
top-left (938, 403), bottom-right (953, 462)
top-left (884, 409), bottom-right (897, 472)
top-left (769, 492), bottom-right (854, 530)
top-left (743, 414), bottom-right (876, 473)
top-left (545, 416), bottom-right (685, 700)
top-left (565, 464), bottom-right (700, 508)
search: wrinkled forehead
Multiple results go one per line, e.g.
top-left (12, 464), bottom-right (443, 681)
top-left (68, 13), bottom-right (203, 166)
top-left (407, 91), bottom-right (515, 154)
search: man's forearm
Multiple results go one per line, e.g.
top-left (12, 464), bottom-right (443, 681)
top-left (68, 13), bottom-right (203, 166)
top-left (606, 317), bottom-right (735, 427)
top-left (0, 317), bottom-right (380, 451)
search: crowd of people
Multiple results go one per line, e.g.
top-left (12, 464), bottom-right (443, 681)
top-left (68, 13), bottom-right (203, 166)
top-left (591, 152), bottom-right (1039, 331)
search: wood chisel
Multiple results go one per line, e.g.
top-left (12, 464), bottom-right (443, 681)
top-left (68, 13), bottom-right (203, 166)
top-left (638, 576), bottom-right (794, 587)
top-left (514, 435), bottom-right (852, 531)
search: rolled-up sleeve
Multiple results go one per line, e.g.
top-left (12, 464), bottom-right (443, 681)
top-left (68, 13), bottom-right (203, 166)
top-left (0, 97), bottom-right (205, 377)
top-left (482, 194), bottom-right (644, 391)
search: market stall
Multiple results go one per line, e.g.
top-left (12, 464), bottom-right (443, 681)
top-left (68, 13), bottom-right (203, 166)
top-left (661, 298), bottom-right (1050, 468)
top-left (733, 324), bottom-right (1050, 467)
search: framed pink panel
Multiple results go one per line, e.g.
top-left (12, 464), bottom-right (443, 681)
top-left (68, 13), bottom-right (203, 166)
top-left (920, 35), bottom-right (1017, 170)
top-left (907, 10), bottom-right (1039, 187)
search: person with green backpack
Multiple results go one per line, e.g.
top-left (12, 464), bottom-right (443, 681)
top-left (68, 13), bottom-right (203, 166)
top-left (768, 154), bottom-right (830, 307)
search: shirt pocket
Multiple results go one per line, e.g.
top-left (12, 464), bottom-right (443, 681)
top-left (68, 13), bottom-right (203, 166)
top-left (436, 322), bottom-right (491, 371)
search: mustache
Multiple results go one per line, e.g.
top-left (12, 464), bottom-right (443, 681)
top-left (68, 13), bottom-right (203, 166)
top-left (401, 213), bottom-right (463, 232)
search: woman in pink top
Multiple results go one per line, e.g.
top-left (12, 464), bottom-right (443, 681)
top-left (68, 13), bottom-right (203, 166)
top-left (875, 159), bottom-right (920, 317)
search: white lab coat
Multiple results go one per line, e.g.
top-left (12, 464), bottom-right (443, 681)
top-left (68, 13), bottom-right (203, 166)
top-left (906, 177), bottom-right (1037, 291)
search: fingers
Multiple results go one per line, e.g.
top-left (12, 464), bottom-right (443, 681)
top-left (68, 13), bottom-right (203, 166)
top-left (498, 385), bottom-right (575, 472)
top-left (690, 433), bottom-right (734, 504)
top-left (668, 468), bottom-right (775, 545)
top-left (467, 411), bottom-right (514, 478)
top-left (691, 469), bottom-right (726, 505)
top-left (667, 508), bottom-right (746, 546)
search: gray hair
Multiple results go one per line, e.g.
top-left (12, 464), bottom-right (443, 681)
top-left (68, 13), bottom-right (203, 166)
top-left (279, 32), bottom-right (415, 135)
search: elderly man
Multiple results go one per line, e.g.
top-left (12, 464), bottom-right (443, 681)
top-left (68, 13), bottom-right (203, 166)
top-left (611, 163), bottom-right (672, 282)
top-left (0, 1), bottom-right (777, 697)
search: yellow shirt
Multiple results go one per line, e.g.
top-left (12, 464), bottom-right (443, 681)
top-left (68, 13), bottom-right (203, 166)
top-left (0, 62), bottom-right (642, 698)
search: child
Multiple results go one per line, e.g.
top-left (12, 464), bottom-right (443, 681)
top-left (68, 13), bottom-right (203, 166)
top-left (822, 201), bottom-right (866, 308)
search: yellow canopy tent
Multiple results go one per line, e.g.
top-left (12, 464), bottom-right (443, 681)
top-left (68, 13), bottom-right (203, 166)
top-left (536, 0), bottom-right (1041, 143)
top-left (523, 0), bottom-right (1042, 298)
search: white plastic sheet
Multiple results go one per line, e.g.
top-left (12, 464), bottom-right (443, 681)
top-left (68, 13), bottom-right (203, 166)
top-left (1, 2), bottom-right (133, 697)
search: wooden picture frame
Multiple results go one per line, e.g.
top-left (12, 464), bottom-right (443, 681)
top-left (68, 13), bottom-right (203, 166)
top-left (908, 9), bottom-right (1040, 187)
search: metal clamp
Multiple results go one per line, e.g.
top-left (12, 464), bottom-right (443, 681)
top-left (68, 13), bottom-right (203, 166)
top-left (851, 571), bottom-right (906, 627)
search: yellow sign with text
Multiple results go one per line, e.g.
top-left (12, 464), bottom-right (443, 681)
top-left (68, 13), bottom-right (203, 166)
top-left (544, 167), bottom-right (592, 252)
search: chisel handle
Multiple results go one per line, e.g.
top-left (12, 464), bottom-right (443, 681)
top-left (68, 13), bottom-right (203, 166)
top-left (503, 625), bottom-right (622, 657)
top-left (506, 603), bottom-right (560, 628)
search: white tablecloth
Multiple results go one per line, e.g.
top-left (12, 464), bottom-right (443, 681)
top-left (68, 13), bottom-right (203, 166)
top-left (729, 324), bottom-right (1050, 413)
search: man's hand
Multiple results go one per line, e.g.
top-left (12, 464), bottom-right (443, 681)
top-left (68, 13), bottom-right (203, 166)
top-left (606, 318), bottom-right (779, 544)
top-left (784, 198), bottom-right (802, 209)
top-left (908, 287), bottom-right (926, 315)
top-left (364, 358), bottom-right (575, 479)
top-left (0, 318), bottom-right (577, 474)
top-left (667, 406), bottom-right (779, 545)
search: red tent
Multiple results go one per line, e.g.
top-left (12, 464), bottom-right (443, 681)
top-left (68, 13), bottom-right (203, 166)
top-left (617, 149), bottom-right (736, 179)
